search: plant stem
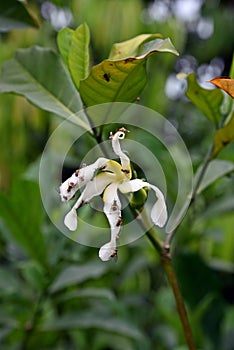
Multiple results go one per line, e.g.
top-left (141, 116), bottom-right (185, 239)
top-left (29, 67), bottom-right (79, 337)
top-left (139, 211), bottom-right (197, 349)
top-left (160, 251), bottom-right (197, 350)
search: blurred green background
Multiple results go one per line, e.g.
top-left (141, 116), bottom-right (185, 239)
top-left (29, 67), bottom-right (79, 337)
top-left (0, 1), bottom-right (234, 349)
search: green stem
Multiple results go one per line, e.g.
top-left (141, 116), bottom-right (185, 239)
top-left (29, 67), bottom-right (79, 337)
top-left (139, 211), bottom-right (197, 350)
top-left (161, 251), bottom-right (197, 350)
top-left (150, 234), bottom-right (197, 349)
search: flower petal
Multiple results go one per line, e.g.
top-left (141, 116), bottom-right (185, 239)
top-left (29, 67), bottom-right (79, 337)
top-left (118, 178), bottom-right (146, 193)
top-left (99, 241), bottom-right (117, 261)
top-left (148, 184), bottom-right (168, 227)
top-left (119, 179), bottom-right (167, 227)
top-left (99, 183), bottom-right (122, 261)
top-left (59, 157), bottom-right (108, 202)
top-left (64, 172), bottom-right (113, 231)
top-left (80, 172), bottom-right (114, 203)
top-left (111, 129), bottom-right (131, 179)
top-left (64, 208), bottom-right (77, 231)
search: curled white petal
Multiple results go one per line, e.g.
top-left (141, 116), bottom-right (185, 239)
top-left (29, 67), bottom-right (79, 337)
top-left (145, 183), bottom-right (168, 227)
top-left (119, 179), bottom-right (167, 228)
top-left (64, 208), bottom-right (77, 231)
top-left (111, 129), bottom-right (130, 174)
top-left (118, 178), bottom-right (146, 193)
top-left (99, 241), bottom-right (117, 261)
top-left (59, 157), bottom-right (108, 201)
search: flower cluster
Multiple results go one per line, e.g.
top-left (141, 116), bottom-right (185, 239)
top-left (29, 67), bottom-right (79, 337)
top-left (59, 128), bottom-right (167, 261)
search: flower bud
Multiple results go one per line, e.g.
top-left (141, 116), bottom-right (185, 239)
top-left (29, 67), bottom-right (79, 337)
top-left (129, 187), bottom-right (148, 210)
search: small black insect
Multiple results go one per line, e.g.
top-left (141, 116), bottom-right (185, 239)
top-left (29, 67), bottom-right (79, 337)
top-left (103, 73), bottom-right (110, 82)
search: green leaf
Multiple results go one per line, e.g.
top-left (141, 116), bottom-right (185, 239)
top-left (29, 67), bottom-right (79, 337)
top-left (57, 27), bottom-right (74, 66)
top-left (57, 24), bottom-right (90, 89)
top-left (186, 73), bottom-right (224, 126)
top-left (195, 159), bottom-right (234, 194)
top-left (68, 23), bottom-right (90, 89)
top-left (50, 261), bottom-right (108, 293)
top-left (80, 37), bottom-right (178, 107)
top-left (0, 0), bottom-right (39, 32)
top-left (42, 311), bottom-right (144, 340)
top-left (57, 288), bottom-right (115, 302)
top-left (0, 180), bottom-right (47, 266)
top-left (0, 46), bottom-right (89, 130)
top-left (213, 112), bottom-right (234, 156)
top-left (108, 33), bottom-right (162, 60)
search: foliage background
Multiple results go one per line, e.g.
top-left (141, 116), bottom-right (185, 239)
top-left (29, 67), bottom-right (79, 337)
top-left (0, 1), bottom-right (234, 349)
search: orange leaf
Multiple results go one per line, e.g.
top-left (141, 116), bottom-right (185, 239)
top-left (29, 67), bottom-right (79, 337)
top-left (210, 77), bottom-right (234, 99)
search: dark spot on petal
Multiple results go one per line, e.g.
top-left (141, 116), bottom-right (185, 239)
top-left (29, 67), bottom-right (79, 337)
top-left (67, 182), bottom-right (75, 192)
top-left (121, 169), bottom-right (130, 174)
top-left (111, 199), bottom-right (118, 211)
top-left (116, 217), bottom-right (122, 227)
top-left (110, 249), bottom-right (118, 258)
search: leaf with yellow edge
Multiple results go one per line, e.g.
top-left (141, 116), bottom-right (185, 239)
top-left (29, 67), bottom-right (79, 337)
top-left (109, 33), bottom-right (162, 60)
top-left (210, 77), bottom-right (234, 99)
top-left (80, 38), bottom-right (178, 107)
top-left (213, 112), bottom-right (234, 156)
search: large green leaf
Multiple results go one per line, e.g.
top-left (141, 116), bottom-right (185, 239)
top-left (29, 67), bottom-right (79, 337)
top-left (50, 261), bottom-right (108, 293)
top-left (0, 46), bottom-right (89, 130)
top-left (194, 159), bottom-right (234, 194)
top-left (0, 180), bottom-right (47, 266)
top-left (42, 311), bottom-right (144, 341)
top-left (186, 73), bottom-right (224, 126)
top-left (213, 112), bottom-right (234, 156)
top-left (0, 0), bottom-right (39, 32)
top-left (57, 23), bottom-right (90, 89)
top-left (80, 38), bottom-right (178, 107)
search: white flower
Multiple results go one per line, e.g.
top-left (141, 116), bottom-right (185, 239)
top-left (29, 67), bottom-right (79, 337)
top-left (59, 128), bottom-right (167, 261)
